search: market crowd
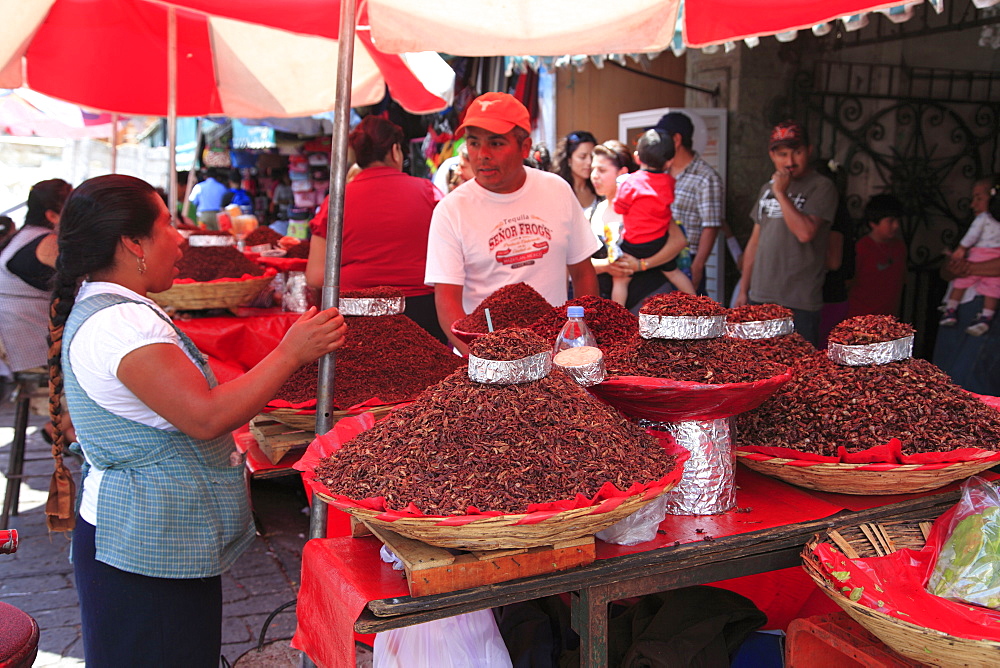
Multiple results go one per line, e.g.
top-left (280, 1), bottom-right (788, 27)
top-left (1, 92), bottom-right (998, 666)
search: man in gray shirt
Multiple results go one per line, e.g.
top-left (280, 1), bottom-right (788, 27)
top-left (735, 120), bottom-right (837, 346)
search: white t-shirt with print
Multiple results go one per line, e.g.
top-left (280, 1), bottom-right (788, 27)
top-left (425, 168), bottom-right (602, 313)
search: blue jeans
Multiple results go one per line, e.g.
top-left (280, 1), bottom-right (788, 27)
top-left (932, 295), bottom-right (1000, 394)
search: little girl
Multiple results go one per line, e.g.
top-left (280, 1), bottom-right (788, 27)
top-left (940, 178), bottom-right (1000, 336)
top-left (612, 129), bottom-right (695, 306)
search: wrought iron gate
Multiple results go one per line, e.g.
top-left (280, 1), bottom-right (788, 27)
top-left (791, 60), bottom-right (1000, 357)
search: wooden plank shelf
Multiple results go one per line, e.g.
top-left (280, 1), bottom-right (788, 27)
top-left (352, 518), bottom-right (596, 597)
top-left (249, 416), bottom-right (312, 465)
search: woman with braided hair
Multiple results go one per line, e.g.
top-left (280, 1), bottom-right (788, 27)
top-left (47, 174), bottom-right (347, 667)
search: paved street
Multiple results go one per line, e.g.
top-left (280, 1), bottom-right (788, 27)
top-left (0, 395), bottom-right (315, 667)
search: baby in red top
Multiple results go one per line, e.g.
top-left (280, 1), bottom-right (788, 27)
top-left (613, 129), bottom-right (694, 305)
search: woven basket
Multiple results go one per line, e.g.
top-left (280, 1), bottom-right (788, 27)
top-left (802, 519), bottom-right (1000, 666)
top-left (266, 404), bottom-right (399, 432)
top-left (149, 271), bottom-right (275, 311)
top-left (318, 484), bottom-right (677, 551)
top-left (736, 451), bottom-right (1000, 495)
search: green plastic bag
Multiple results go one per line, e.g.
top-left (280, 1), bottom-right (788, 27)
top-left (927, 476), bottom-right (1000, 610)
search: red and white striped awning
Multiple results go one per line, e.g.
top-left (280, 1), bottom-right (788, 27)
top-left (0, 0), bottom-right (454, 118)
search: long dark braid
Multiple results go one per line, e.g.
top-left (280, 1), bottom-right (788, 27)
top-left (45, 175), bottom-right (160, 531)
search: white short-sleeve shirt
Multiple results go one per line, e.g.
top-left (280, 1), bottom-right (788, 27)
top-left (425, 169), bottom-right (602, 313)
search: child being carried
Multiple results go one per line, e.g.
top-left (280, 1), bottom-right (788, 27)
top-left (612, 129), bottom-right (694, 306)
top-left (940, 178), bottom-right (1000, 336)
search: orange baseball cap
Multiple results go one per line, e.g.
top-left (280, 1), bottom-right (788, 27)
top-left (457, 92), bottom-right (531, 136)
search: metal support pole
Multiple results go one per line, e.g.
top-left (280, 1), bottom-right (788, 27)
top-left (309, 0), bottom-right (356, 539)
top-left (110, 113), bottom-right (119, 174)
top-left (302, 7), bottom-right (357, 665)
top-left (0, 385), bottom-right (31, 529)
top-left (167, 6), bottom-right (178, 224)
top-left (303, 2), bottom-right (356, 662)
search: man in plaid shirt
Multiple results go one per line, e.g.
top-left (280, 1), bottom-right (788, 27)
top-left (654, 112), bottom-right (723, 292)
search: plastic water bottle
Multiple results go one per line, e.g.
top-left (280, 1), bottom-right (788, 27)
top-left (554, 305), bottom-right (597, 355)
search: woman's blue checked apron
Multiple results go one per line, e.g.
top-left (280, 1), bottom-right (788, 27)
top-left (63, 293), bottom-right (255, 578)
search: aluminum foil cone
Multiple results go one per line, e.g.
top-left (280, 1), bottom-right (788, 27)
top-left (639, 314), bottom-right (726, 340)
top-left (724, 317), bottom-right (794, 339)
top-left (828, 335), bottom-right (913, 366)
top-left (553, 346), bottom-right (606, 387)
top-left (339, 296), bottom-right (405, 316)
top-left (662, 418), bottom-right (736, 515)
top-left (188, 234), bottom-right (235, 247)
top-left (468, 351), bottom-right (552, 384)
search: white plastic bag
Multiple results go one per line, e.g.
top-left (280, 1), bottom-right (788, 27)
top-left (595, 494), bottom-right (669, 546)
top-left (380, 545), bottom-right (404, 571)
top-left (373, 610), bottom-right (513, 668)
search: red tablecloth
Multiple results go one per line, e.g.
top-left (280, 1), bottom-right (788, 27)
top-left (597, 468), bottom-right (843, 559)
top-left (292, 468), bottom-right (849, 668)
top-left (175, 309), bottom-right (298, 373)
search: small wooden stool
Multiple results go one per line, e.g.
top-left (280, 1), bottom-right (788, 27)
top-left (0, 601), bottom-right (39, 668)
top-left (1, 370), bottom-right (47, 530)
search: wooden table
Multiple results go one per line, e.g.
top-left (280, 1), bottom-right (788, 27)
top-left (293, 469), bottom-right (978, 668)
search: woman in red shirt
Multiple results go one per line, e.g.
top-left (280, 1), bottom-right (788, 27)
top-left (307, 116), bottom-right (445, 343)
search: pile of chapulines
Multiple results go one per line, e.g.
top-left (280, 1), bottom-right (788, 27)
top-left (737, 352), bottom-right (1000, 456)
top-left (272, 314), bottom-right (462, 409)
top-left (314, 364), bottom-right (677, 515)
top-left (176, 246), bottom-right (265, 282)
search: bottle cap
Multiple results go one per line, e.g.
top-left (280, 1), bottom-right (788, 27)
top-left (567, 305), bottom-right (585, 318)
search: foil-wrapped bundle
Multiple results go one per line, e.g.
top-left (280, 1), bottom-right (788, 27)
top-left (187, 234), bottom-right (235, 247)
top-left (282, 271), bottom-right (310, 313)
top-left (827, 335), bottom-right (913, 366)
top-left (247, 243), bottom-right (274, 254)
top-left (553, 346), bottom-right (606, 387)
top-left (468, 351), bottom-right (552, 385)
top-left (339, 297), bottom-right (405, 316)
top-left (659, 419), bottom-right (736, 515)
top-left (724, 317), bottom-right (794, 340)
top-left (639, 314), bottom-right (726, 340)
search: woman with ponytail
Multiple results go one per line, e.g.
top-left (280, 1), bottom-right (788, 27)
top-left (47, 174), bottom-right (347, 667)
top-left (305, 114), bottom-right (447, 343)
top-left (0, 178), bottom-right (71, 374)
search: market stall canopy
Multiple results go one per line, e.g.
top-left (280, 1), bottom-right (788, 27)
top-left (0, 0), bottom-right (454, 118)
top-left (365, 0), bottom-right (925, 52)
top-left (0, 88), bottom-right (118, 139)
top-left (159, 0), bottom-right (931, 55)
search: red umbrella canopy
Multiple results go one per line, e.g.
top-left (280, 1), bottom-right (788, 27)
top-left (161, 0), bottom-right (925, 54)
top-left (681, 0), bottom-right (913, 47)
top-left (1, 0), bottom-right (453, 117)
top-left (361, 0), bottom-right (923, 53)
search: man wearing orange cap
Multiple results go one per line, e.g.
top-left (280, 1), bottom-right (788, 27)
top-left (735, 120), bottom-right (837, 346)
top-left (425, 92), bottom-right (601, 352)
